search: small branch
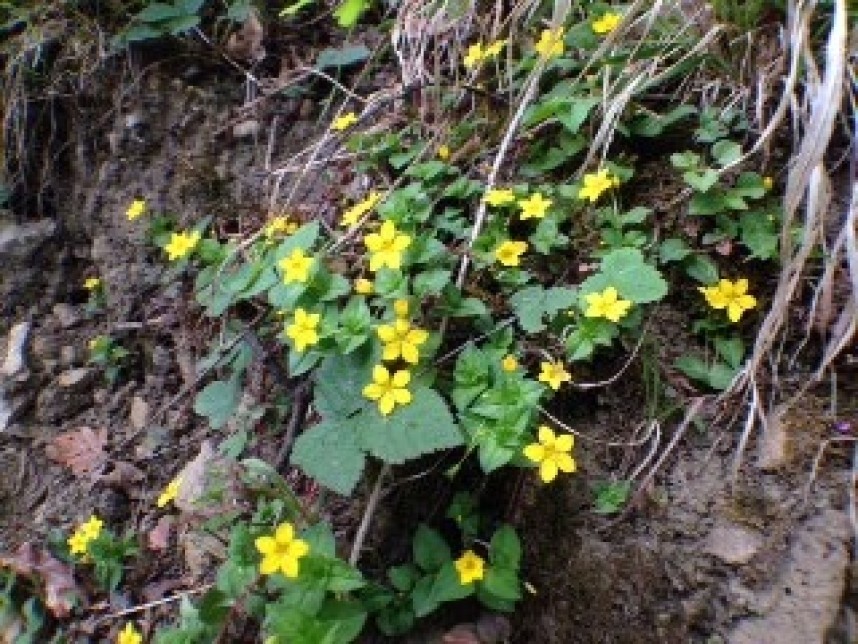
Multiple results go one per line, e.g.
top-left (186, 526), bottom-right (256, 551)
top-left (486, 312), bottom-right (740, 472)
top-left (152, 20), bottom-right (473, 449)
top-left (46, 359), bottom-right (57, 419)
top-left (276, 381), bottom-right (312, 471)
top-left (98, 584), bottom-right (213, 623)
top-left (349, 464), bottom-right (390, 565)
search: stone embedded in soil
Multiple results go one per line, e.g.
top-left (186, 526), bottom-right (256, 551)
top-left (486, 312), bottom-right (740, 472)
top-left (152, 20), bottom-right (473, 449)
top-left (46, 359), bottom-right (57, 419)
top-left (51, 304), bottom-right (81, 330)
top-left (129, 396), bottom-right (149, 431)
top-left (1, 321), bottom-right (31, 377)
top-left (728, 509), bottom-right (849, 644)
top-left (705, 523), bottom-right (764, 565)
top-left (756, 404), bottom-right (792, 471)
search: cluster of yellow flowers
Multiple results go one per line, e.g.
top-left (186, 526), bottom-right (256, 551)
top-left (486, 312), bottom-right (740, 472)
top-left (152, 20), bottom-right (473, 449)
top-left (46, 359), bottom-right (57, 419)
top-left (463, 39), bottom-right (506, 68)
top-left (255, 521), bottom-right (310, 578)
top-left (341, 192), bottom-right (382, 228)
top-left (124, 198), bottom-right (201, 262)
top-left (363, 299), bottom-right (424, 415)
top-left (67, 515), bottom-right (103, 558)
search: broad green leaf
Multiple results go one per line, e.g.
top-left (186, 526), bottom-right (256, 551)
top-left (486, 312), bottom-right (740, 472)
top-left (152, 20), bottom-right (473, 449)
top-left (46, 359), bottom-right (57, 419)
top-left (314, 348), bottom-right (375, 419)
top-left (580, 248), bottom-right (667, 304)
top-left (194, 379), bottom-right (239, 429)
top-left (659, 238), bottom-right (692, 263)
top-left (272, 221), bottom-right (320, 261)
top-left (558, 97), bottom-right (598, 134)
top-left (137, 3), bottom-right (180, 22)
top-left (410, 576), bottom-right (438, 618)
top-left (333, 0), bottom-right (371, 27)
top-left (682, 254), bottom-right (719, 284)
top-left (481, 567), bottom-right (521, 601)
top-left (413, 269), bottom-right (451, 297)
top-left (354, 386), bottom-right (463, 464)
top-left (714, 337), bottom-right (744, 370)
top-left (683, 168), bottom-right (718, 192)
top-left (739, 212), bottom-right (779, 260)
top-left (164, 14), bottom-right (200, 34)
top-left (689, 191), bottom-right (727, 215)
top-left (711, 140), bottom-right (742, 167)
top-left (489, 525), bottom-right (521, 571)
top-left (315, 45), bottom-right (370, 70)
top-left (292, 420), bottom-right (366, 495)
top-left (388, 564), bottom-right (419, 592)
top-left (413, 525), bottom-right (451, 572)
top-left (734, 172), bottom-right (766, 199)
top-left (674, 355), bottom-right (710, 384)
top-left (669, 151), bottom-right (700, 170)
top-left (430, 562), bottom-right (473, 603)
top-left (708, 362), bottom-right (738, 390)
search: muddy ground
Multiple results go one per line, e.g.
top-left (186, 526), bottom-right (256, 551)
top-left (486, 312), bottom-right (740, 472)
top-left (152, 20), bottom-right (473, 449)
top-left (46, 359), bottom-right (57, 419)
top-left (1, 37), bottom-right (857, 644)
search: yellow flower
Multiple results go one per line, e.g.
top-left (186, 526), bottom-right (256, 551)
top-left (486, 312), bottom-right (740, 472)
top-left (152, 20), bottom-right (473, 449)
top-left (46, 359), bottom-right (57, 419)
top-left (277, 248), bottom-right (314, 284)
top-left (164, 230), bottom-right (201, 261)
top-left (80, 515), bottom-right (104, 540)
top-left (518, 192), bottom-right (552, 220)
top-left (523, 425), bottom-right (576, 483)
top-left (362, 365), bottom-right (412, 416)
top-left (698, 278), bottom-right (757, 323)
top-left (592, 12), bottom-right (622, 35)
top-left (763, 176), bottom-right (774, 191)
top-left (454, 550), bottom-right (486, 585)
top-left (494, 240), bottom-right (528, 267)
top-left (285, 308), bottom-right (321, 352)
top-left (117, 622), bottom-right (143, 644)
top-left (341, 192), bottom-right (382, 227)
top-left (83, 277), bottom-right (102, 291)
top-left (264, 216), bottom-right (299, 239)
top-left (67, 530), bottom-right (90, 556)
top-left (331, 112), bottom-right (358, 131)
top-left (538, 360), bottom-right (571, 390)
top-left (484, 39), bottom-right (506, 58)
top-left (67, 515), bottom-right (104, 557)
top-left (501, 355), bottom-right (518, 372)
top-left (364, 221), bottom-right (411, 272)
top-left (393, 298), bottom-right (409, 318)
top-left (255, 522), bottom-right (310, 578)
top-left (534, 27), bottom-right (565, 59)
top-left (377, 319), bottom-right (429, 364)
top-left (578, 169), bottom-right (618, 203)
top-left (126, 199), bottom-right (146, 221)
top-left (438, 145), bottom-right (451, 161)
top-left (355, 278), bottom-right (374, 295)
top-left (583, 286), bottom-right (633, 323)
top-left (463, 42), bottom-right (485, 68)
top-left (156, 476), bottom-right (182, 508)
top-left (483, 188), bottom-right (516, 207)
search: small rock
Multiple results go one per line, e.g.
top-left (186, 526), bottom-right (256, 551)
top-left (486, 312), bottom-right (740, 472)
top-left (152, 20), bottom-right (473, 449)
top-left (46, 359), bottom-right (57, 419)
top-left (232, 119), bottom-right (260, 139)
top-left (1, 321), bottom-right (30, 377)
top-left (705, 523), bottom-right (763, 565)
top-left (757, 405), bottom-right (791, 471)
top-left (51, 304), bottom-right (81, 329)
top-left (58, 368), bottom-right (92, 388)
top-left (59, 345), bottom-right (83, 368)
top-left (129, 396), bottom-right (149, 431)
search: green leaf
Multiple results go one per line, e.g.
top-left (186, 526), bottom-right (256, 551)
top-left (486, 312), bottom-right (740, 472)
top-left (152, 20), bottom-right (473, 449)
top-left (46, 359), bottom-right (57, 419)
top-left (333, 0), bottom-right (371, 27)
top-left (529, 217), bottom-right (569, 254)
top-left (714, 337), bottom-right (744, 370)
top-left (411, 576), bottom-right (439, 618)
top-left (314, 348), bottom-right (375, 419)
top-left (315, 45), bottom-right (370, 70)
top-left (734, 172), bottom-right (766, 199)
top-left (682, 254), bottom-right (719, 284)
top-left (489, 525), bottom-right (521, 570)
top-left (593, 480), bottom-right (632, 514)
top-left (354, 386), bottom-right (463, 464)
top-left (683, 168), bottom-right (719, 192)
top-left (509, 286), bottom-right (577, 333)
top-left (669, 151), bottom-right (700, 170)
top-left (711, 140), bottom-right (742, 167)
top-left (659, 238), bottom-right (692, 263)
top-left (194, 379), bottom-right (240, 429)
top-left (164, 14), bottom-right (200, 34)
top-left (558, 97), bottom-right (599, 134)
top-left (580, 248), bottom-right (667, 304)
top-left (708, 362), bottom-right (738, 390)
top-left (279, 0), bottom-right (315, 17)
top-left (291, 420), bottom-right (366, 495)
top-left (481, 567), bottom-right (521, 601)
top-left (413, 525), bottom-right (451, 572)
top-left (739, 212), bottom-right (778, 260)
top-left (413, 269), bottom-right (451, 298)
top-left (430, 562), bottom-right (473, 603)
top-left (373, 268), bottom-right (408, 298)
top-left (137, 3), bottom-right (180, 22)
top-left (272, 221), bottom-right (320, 260)
top-left (674, 355), bottom-right (710, 384)
top-left (388, 564), bottom-right (419, 592)
top-left (689, 191), bottom-right (727, 215)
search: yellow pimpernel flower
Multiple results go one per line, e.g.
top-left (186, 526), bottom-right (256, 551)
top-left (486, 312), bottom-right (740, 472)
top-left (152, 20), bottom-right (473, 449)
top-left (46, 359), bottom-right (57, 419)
top-left (463, 43), bottom-right (485, 68)
top-left (83, 277), bottom-right (102, 291)
top-left (483, 188), bottom-right (516, 207)
top-left (592, 12), bottom-right (622, 35)
top-left (164, 230), bottom-right (201, 261)
top-left (538, 360), bottom-right (571, 390)
top-left (763, 176), bottom-right (774, 191)
top-left (255, 522), bottom-right (310, 578)
top-left (331, 112), bottom-right (358, 131)
top-left (362, 365), bottom-right (412, 416)
top-left (341, 191), bottom-right (382, 227)
top-left (126, 199), bottom-right (146, 221)
top-left (67, 530), bottom-right (90, 557)
top-left (377, 319), bottom-right (429, 364)
top-left (578, 169), bottom-right (619, 203)
top-left (355, 278), bottom-right (374, 295)
top-left (698, 278), bottom-right (757, 323)
top-left (518, 193), bottom-right (552, 220)
top-left (67, 515), bottom-right (103, 557)
top-left (438, 145), bottom-right (451, 161)
top-left (534, 27), bottom-right (565, 59)
top-left (117, 622), bottom-right (143, 644)
top-left (523, 425), bottom-right (576, 483)
top-left (80, 515), bottom-right (104, 540)
top-left (494, 240), bottom-right (528, 267)
top-left (484, 39), bottom-right (506, 58)
top-left (501, 355), bottom-right (519, 372)
top-left (285, 308), bottom-right (321, 352)
top-left (364, 221), bottom-right (412, 272)
top-left (393, 298), bottom-right (409, 318)
top-left (156, 476), bottom-right (182, 508)
top-left (277, 248), bottom-right (314, 284)
top-left (264, 216), bottom-right (299, 239)
top-left (584, 286), bottom-right (633, 323)
top-left (454, 550), bottom-right (486, 585)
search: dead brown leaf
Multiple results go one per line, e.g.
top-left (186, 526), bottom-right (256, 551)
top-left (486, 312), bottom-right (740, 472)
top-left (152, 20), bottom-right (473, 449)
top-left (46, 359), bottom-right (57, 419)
top-left (45, 426), bottom-right (108, 478)
top-left (147, 516), bottom-right (174, 552)
top-left (0, 543), bottom-right (82, 618)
